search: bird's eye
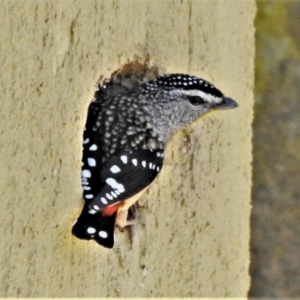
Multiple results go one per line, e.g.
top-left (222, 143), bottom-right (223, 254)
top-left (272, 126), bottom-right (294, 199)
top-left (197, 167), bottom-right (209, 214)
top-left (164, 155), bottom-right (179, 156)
top-left (187, 96), bottom-right (205, 106)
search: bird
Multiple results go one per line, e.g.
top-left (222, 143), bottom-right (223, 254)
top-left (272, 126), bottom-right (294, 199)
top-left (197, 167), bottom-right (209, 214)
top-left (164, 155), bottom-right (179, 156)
top-left (72, 73), bottom-right (238, 248)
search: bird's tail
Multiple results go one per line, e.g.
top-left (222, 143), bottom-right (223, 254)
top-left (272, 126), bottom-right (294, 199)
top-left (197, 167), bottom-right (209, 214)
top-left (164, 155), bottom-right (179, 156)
top-left (72, 202), bottom-right (116, 248)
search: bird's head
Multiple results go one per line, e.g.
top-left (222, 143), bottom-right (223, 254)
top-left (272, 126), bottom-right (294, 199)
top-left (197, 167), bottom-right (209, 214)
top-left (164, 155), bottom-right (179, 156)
top-left (137, 74), bottom-right (238, 140)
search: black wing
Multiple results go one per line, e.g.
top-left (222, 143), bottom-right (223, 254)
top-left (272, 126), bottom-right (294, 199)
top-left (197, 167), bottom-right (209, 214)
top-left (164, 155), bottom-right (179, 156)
top-left (81, 100), bottom-right (105, 203)
top-left (88, 149), bottom-right (164, 213)
top-left (73, 99), bottom-right (118, 248)
top-left (72, 202), bottom-right (116, 248)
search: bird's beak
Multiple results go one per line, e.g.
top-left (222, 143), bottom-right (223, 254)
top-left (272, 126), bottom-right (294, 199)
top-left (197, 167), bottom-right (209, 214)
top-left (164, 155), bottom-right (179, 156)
top-left (214, 97), bottom-right (238, 110)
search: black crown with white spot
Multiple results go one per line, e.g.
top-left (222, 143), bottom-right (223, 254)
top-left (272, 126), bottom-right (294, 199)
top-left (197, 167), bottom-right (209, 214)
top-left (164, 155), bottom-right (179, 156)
top-left (143, 74), bottom-right (223, 97)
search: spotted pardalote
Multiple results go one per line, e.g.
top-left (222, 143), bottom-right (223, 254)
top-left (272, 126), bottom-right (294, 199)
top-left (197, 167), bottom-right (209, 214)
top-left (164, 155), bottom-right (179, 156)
top-left (72, 73), bottom-right (238, 248)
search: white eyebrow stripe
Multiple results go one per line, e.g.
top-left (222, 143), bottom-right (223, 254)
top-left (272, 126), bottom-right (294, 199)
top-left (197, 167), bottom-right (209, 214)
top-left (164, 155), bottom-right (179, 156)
top-left (171, 89), bottom-right (222, 104)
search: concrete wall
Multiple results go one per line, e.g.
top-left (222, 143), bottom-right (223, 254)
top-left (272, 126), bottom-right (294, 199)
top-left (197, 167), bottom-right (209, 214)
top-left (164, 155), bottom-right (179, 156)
top-left (0, 0), bottom-right (255, 297)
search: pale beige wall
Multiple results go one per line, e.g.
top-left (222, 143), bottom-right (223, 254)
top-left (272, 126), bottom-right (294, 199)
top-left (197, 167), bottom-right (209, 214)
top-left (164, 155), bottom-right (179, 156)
top-left (0, 0), bottom-right (255, 297)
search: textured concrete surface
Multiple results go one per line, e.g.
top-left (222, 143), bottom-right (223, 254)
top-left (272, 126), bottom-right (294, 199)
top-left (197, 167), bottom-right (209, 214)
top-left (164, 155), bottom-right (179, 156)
top-left (0, 0), bottom-right (254, 297)
top-left (250, 0), bottom-right (300, 297)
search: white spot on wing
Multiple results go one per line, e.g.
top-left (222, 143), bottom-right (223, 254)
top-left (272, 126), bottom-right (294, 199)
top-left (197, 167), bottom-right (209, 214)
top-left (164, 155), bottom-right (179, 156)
top-left (85, 194), bottom-right (93, 199)
top-left (142, 161), bottom-right (146, 168)
top-left (110, 165), bottom-right (121, 173)
top-left (89, 144), bottom-right (97, 151)
top-left (132, 159), bottom-right (138, 166)
top-left (106, 193), bottom-right (113, 200)
top-left (121, 155), bottom-right (128, 164)
top-left (106, 178), bottom-right (125, 193)
top-left (101, 198), bottom-right (107, 204)
top-left (87, 158), bottom-right (96, 167)
top-left (87, 227), bottom-right (96, 234)
top-left (83, 138), bottom-right (89, 145)
top-left (99, 231), bottom-right (108, 238)
top-left (82, 169), bottom-right (91, 178)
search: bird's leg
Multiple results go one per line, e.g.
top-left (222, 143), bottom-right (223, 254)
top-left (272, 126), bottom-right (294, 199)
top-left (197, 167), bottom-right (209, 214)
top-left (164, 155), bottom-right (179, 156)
top-left (116, 204), bottom-right (138, 244)
top-left (116, 204), bottom-right (138, 228)
top-left (115, 189), bottom-right (147, 244)
top-left (115, 188), bottom-right (146, 229)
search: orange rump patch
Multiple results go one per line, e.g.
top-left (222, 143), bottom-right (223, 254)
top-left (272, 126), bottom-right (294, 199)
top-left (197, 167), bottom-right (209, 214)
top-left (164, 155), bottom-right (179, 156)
top-left (102, 202), bottom-right (123, 216)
